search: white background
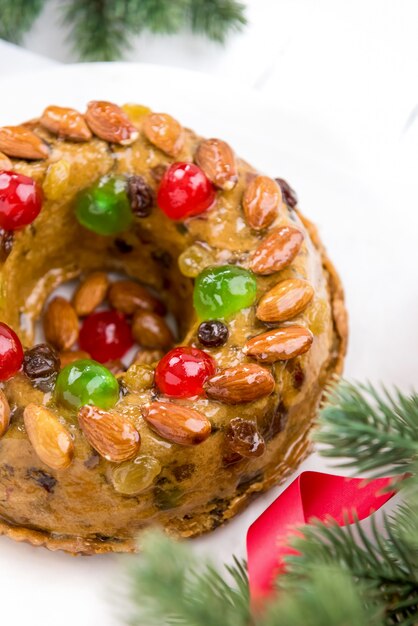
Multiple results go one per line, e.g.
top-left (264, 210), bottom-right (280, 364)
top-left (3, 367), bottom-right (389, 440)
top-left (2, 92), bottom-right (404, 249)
top-left (0, 2), bottom-right (417, 625)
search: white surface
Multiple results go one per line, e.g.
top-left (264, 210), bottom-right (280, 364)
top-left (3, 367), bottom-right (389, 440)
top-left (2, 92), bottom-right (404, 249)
top-left (0, 62), bottom-right (416, 626)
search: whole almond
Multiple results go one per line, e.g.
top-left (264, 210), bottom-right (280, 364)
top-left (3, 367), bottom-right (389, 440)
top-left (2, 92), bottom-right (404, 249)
top-left (0, 125), bottom-right (49, 160)
top-left (0, 390), bottom-right (10, 438)
top-left (143, 402), bottom-right (211, 446)
top-left (256, 279), bottom-right (314, 323)
top-left (108, 280), bottom-right (166, 316)
top-left (78, 405), bottom-right (140, 462)
top-left (60, 350), bottom-right (91, 368)
top-left (40, 105), bottom-right (92, 141)
top-left (249, 225), bottom-right (304, 275)
top-left (85, 101), bottom-right (139, 145)
top-left (195, 138), bottom-right (238, 190)
top-left (0, 152), bottom-right (12, 170)
top-left (132, 310), bottom-right (174, 349)
top-left (73, 272), bottom-right (109, 317)
top-left (24, 403), bottom-right (74, 470)
top-left (205, 363), bottom-right (275, 404)
top-left (43, 297), bottom-right (79, 351)
top-left (143, 112), bottom-right (184, 156)
top-left (243, 326), bottom-right (313, 363)
top-left (243, 175), bottom-right (282, 230)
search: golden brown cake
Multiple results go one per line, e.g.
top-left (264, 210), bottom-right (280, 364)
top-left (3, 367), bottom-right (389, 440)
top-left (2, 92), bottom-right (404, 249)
top-left (0, 102), bottom-right (347, 554)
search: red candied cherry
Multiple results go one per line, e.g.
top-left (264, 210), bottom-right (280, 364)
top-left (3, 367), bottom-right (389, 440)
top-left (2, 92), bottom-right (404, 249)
top-left (0, 171), bottom-right (43, 230)
top-left (0, 322), bottom-right (24, 380)
top-left (157, 162), bottom-right (216, 220)
top-left (79, 310), bottom-right (133, 363)
top-left (155, 346), bottom-right (216, 398)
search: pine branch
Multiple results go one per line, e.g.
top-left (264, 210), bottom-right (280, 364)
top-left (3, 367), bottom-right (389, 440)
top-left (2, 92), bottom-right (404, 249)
top-left (0, 0), bottom-right (46, 42)
top-left (315, 382), bottom-right (418, 475)
top-left (188, 0), bottom-right (247, 43)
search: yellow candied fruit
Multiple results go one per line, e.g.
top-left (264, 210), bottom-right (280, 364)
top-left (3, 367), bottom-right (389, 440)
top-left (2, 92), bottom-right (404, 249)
top-left (178, 243), bottom-right (217, 278)
top-left (306, 298), bottom-right (328, 335)
top-left (124, 363), bottom-right (155, 393)
top-left (111, 455), bottom-right (162, 495)
top-left (122, 103), bottom-right (152, 125)
top-left (43, 160), bottom-right (71, 200)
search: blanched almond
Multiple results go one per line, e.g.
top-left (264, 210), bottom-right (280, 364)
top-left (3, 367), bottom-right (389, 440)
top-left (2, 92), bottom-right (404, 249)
top-left (205, 363), bottom-right (275, 404)
top-left (40, 105), bottom-right (92, 141)
top-left (24, 403), bottom-right (73, 470)
top-left (195, 138), bottom-right (238, 190)
top-left (108, 280), bottom-right (166, 316)
top-left (143, 112), bottom-right (184, 156)
top-left (249, 226), bottom-right (304, 275)
top-left (43, 297), bottom-right (79, 351)
top-left (78, 405), bottom-right (140, 462)
top-left (85, 101), bottom-right (139, 145)
top-left (243, 175), bottom-right (282, 230)
top-left (256, 279), bottom-right (314, 322)
top-left (243, 326), bottom-right (313, 363)
top-left (0, 390), bottom-right (10, 438)
top-left (60, 350), bottom-right (91, 368)
top-left (143, 402), bottom-right (211, 446)
top-left (73, 272), bottom-right (109, 316)
top-left (132, 310), bottom-right (174, 349)
top-left (0, 125), bottom-right (49, 160)
top-left (0, 152), bottom-right (12, 170)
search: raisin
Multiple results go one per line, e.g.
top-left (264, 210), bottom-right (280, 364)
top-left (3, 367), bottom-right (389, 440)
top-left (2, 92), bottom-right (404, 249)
top-left (0, 230), bottom-right (14, 261)
top-left (23, 343), bottom-right (60, 392)
top-left (197, 320), bottom-right (229, 348)
top-left (225, 418), bottom-right (266, 458)
top-left (114, 238), bottom-right (133, 254)
top-left (127, 175), bottom-right (154, 218)
top-left (275, 177), bottom-right (298, 209)
top-left (263, 401), bottom-right (288, 442)
top-left (151, 249), bottom-right (172, 268)
top-left (26, 468), bottom-right (57, 493)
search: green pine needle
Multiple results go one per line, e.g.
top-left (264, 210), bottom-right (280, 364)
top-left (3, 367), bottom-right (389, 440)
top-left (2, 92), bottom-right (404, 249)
top-left (0, 0), bottom-right (46, 42)
top-left (188, 0), bottom-right (247, 43)
top-left (315, 381), bottom-right (418, 475)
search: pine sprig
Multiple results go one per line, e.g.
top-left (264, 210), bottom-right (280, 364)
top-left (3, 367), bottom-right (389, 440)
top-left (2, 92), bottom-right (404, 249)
top-left (315, 382), bottom-right (418, 475)
top-left (0, 0), bottom-right (46, 42)
top-left (188, 0), bottom-right (247, 43)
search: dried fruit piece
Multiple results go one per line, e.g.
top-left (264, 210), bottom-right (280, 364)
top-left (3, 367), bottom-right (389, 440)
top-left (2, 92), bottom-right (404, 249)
top-left (275, 177), bottom-right (298, 208)
top-left (155, 347), bottom-right (216, 398)
top-left (75, 175), bottom-right (132, 236)
top-left (40, 105), bottom-right (92, 141)
top-left (143, 402), bottom-right (211, 445)
top-left (132, 348), bottom-right (164, 366)
top-left (0, 152), bottom-right (12, 170)
top-left (249, 226), bottom-right (304, 275)
top-left (73, 272), bottom-right (109, 317)
top-left (132, 310), bottom-right (174, 349)
top-left (194, 265), bottom-right (257, 320)
top-left (55, 359), bottom-right (119, 410)
top-left (43, 297), bottom-right (79, 351)
top-left (124, 363), bottom-right (155, 393)
top-left (243, 325), bottom-right (313, 363)
top-left (197, 320), bottom-right (229, 348)
top-left (225, 417), bottom-right (265, 458)
top-left (0, 230), bottom-right (13, 261)
top-left (108, 280), bottom-right (165, 316)
top-left (195, 138), bottom-right (238, 190)
top-left (85, 101), bottom-right (139, 145)
top-left (23, 343), bottom-right (60, 392)
top-left (157, 162), bottom-right (216, 220)
top-left (42, 159), bottom-right (71, 200)
top-left (59, 350), bottom-right (91, 368)
top-left (0, 125), bottom-right (49, 160)
top-left (243, 175), bottom-right (282, 230)
top-left (78, 405), bottom-right (140, 462)
top-left (79, 310), bottom-right (133, 363)
top-left (121, 103), bottom-right (151, 123)
top-left (205, 363), bottom-right (274, 404)
top-left (127, 175), bottom-right (154, 218)
top-left (0, 322), bottom-right (23, 380)
top-left (24, 403), bottom-right (73, 470)
top-left (143, 112), bottom-right (184, 156)
top-left (178, 243), bottom-right (217, 278)
top-left (0, 171), bottom-right (43, 230)
top-left (0, 390), bottom-right (11, 437)
top-left (256, 278), bottom-right (314, 322)
top-left (111, 455), bottom-right (161, 495)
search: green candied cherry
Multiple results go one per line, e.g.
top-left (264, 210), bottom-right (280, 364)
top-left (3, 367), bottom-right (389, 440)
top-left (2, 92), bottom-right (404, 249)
top-left (54, 359), bottom-right (119, 410)
top-left (75, 175), bottom-right (132, 235)
top-left (193, 265), bottom-right (257, 320)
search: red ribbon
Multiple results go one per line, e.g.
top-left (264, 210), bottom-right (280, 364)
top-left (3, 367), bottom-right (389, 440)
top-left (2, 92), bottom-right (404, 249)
top-left (246, 471), bottom-right (395, 602)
